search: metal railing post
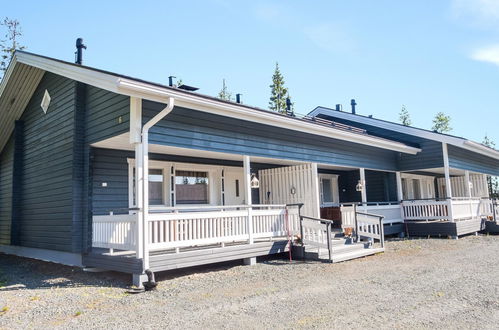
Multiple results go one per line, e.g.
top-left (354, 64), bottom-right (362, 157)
top-left (379, 216), bottom-right (385, 249)
top-left (354, 204), bottom-right (359, 243)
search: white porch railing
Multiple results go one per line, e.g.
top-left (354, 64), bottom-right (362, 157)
top-left (92, 204), bottom-right (301, 252)
top-left (401, 198), bottom-right (494, 222)
top-left (92, 214), bottom-right (137, 250)
top-left (341, 202), bottom-right (402, 228)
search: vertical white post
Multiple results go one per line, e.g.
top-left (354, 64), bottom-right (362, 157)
top-left (464, 171), bottom-right (472, 198)
top-left (130, 97), bottom-right (143, 260)
top-left (359, 168), bottom-right (367, 206)
top-left (243, 155), bottom-right (253, 244)
top-left (311, 163), bottom-right (320, 218)
top-left (442, 143), bottom-right (454, 221)
top-left (142, 133), bottom-right (150, 269)
top-left (396, 172), bottom-right (403, 201)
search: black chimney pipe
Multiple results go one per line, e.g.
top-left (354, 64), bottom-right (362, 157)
top-left (236, 94), bottom-right (242, 104)
top-left (75, 38), bottom-right (87, 65)
top-left (286, 97), bottom-right (294, 116)
top-left (350, 99), bottom-right (357, 114)
top-left (168, 76), bottom-right (176, 87)
top-left (335, 104), bottom-right (342, 111)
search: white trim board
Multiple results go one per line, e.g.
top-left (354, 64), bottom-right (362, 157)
top-left (5, 51), bottom-right (420, 155)
top-left (309, 107), bottom-right (499, 160)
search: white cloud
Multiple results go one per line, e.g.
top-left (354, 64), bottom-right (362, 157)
top-left (471, 44), bottom-right (499, 66)
top-left (452, 0), bottom-right (499, 27)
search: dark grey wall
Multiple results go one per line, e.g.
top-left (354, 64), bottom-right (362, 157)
top-left (448, 145), bottom-right (499, 176)
top-left (365, 170), bottom-right (397, 202)
top-left (144, 101), bottom-right (400, 171)
top-left (17, 72), bottom-right (76, 251)
top-left (315, 112), bottom-right (445, 171)
top-left (0, 136), bottom-right (14, 245)
top-left (85, 85), bottom-right (129, 144)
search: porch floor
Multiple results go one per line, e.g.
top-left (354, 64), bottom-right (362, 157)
top-left (405, 218), bottom-right (486, 238)
top-left (83, 237), bottom-right (292, 275)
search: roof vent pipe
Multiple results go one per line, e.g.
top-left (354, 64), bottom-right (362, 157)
top-left (350, 99), bottom-right (357, 114)
top-left (75, 38), bottom-right (86, 65)
top-left (236, 94), bottom-right (242, 104)
top-left (168, 76), bottom-right (176, 87)
top-left (335, 104), bottom-right (342, 111)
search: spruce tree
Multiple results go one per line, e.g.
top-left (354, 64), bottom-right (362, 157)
top-left (431, 112), bottom-right (452, 133)
top-left (399, 105), bottom-right (412, 126)
top-left (269, 62), bottom-right (289, 114)
top-left (218, 79), bottom-right (232, 101)
top-left (0, 17), bottom-right (25, 79)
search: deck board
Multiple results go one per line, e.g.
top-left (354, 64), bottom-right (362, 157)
top-left (405, 218), bottom-right (484, 237)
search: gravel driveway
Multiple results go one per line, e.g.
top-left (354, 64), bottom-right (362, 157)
top-left (1, 235), bottom-right (499, 329)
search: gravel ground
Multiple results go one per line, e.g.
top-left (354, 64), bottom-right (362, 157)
top-left (1, 235), bottom-right (499, 329)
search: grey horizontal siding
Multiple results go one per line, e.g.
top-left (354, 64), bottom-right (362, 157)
top-left (0, 136), bottom-right (14, 245)
top-left (398, 140), bottom-right (443, 171)
top-left (365, 170), bottom-right (397, 202)
top-left (448, 145), bottom-right (499, 176)
top-left (315, 112), bottom-right (445, 171)
top-left (17, 72), bottom-right (76, 252)
top-left (144, 101), bottom-right (400, 171)
top-left (86, 85), bottom-right (129, 144)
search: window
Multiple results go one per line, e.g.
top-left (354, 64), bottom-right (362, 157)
top-left (319, 174), bottom-right (339, 206)
top-left (131, 168), bottom-right (165, 206)
top-left (149, 169), bottom-right (164, 205)
top-left (175, 170), bottom-right (209, 204)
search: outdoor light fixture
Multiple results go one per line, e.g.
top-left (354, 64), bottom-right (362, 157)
top-left (356, 180), bottom-right (364, 192)
top-left (250, 174), bottom-right (260, 188)
top-left (290, 187), bottom-right (296, 195)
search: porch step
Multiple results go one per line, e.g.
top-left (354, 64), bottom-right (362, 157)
top-left (301, 240), bottom-right (384, 263)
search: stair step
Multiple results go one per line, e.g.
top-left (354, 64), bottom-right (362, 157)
top-left (331, 248), bottom-right (384, 263)
top-left (319, 243), bottom-right (365, 256)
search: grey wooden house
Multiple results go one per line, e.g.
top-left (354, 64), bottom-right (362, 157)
top-left (0, 50), bottom-right (498, 286)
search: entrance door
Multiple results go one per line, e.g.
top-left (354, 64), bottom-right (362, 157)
top-left (223, 169), bottom-right (245, 205)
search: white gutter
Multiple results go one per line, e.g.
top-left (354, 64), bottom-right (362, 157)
top-left (116, 78), bottom-right (421, 155)
top-left (462, 140), bottom-right (499, 160)
top-left (141, 97), bottom-right (175, 270)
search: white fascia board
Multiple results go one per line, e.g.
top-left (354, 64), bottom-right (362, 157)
top-left (14, 52), bottom-right (420, 155)
top-left (117, 78), bottom-right (421, 155)
top-left (462, 140), bottom-right (499, 160)
top-left (0, 56), bottom-right (18, 99)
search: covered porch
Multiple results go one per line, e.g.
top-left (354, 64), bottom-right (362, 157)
top-left (398, 163), bottom-right (496, 237)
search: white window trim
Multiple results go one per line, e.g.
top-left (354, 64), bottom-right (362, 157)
top-left (319, 173), bottom-right (340, 207)
top-left (127, 158), bottom-right (241, 209)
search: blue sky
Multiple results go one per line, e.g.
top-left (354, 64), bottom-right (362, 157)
top-left (3, 0), bottom-right (499, 143)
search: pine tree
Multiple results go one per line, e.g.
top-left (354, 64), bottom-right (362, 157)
top-left (0, 17), bottom-right (25, 79)
top-left (218, 79), bottom-right (232, 101)
top-left (399, 105), bottom-right (412, 126)
top-left (431, 112), bottom-right (452, 133)
top-left (483, 135), bottom-right (499, 198)
top-left (269, 62), bottom-right (289, 114)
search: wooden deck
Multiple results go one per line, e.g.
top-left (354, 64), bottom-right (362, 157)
top-left (405, 218), bottom-right (485, 238)
top-left (82, 239), bottom-right (290, 275)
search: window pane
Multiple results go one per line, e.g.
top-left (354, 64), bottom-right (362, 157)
top-left (322, 179), bottom-right (332, 203)
top-left (175, 170), bottom-right (209, 204)
top-left (149, 169), bottom-right (164, 205)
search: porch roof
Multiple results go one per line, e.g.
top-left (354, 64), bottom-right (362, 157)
top-left (0, 51), bottom-right (420, 155)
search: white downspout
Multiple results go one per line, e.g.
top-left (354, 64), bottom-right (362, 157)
top-left (141, 97), bottom-right (175, 271)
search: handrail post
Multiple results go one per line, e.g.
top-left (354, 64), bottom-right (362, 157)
top-left (326, 223), bottom-right (332, 263)
top-left (354, 204), bottom-right (359, 243)
top-left (380, 216), bottom-right (385, 249)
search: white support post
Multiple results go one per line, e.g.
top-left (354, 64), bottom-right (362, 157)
top-left (464, 170), bottom-right (472, 198)
top-left (396, 171), bottom-right (403, 202)
top-left (359, 168), bottom-right (367, 206)
top-left (243, 155), bottom-right (253, 244)
top-left (311, 163), bottom-right (320, 218)
top-left (442, 143), bottom-right (454, 221)
top-left (130, 97), bottom-right (143, 260)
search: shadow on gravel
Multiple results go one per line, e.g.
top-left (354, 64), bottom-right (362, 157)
top-left (0, 253), bottom-right (129, 291)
